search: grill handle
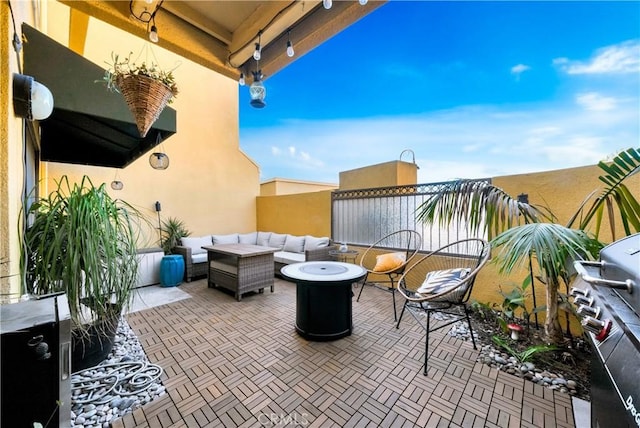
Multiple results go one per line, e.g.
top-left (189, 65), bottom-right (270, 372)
top-left (573, 261), bottom-right (634, 294)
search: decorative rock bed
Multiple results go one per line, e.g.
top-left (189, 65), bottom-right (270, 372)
top-left (70, 317), bottom-right (165, 428)
top-left (446, 318), bottom-right (580, 396)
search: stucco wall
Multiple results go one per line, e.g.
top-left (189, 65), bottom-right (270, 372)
top-left (0, 1), bottom-right (46, 300)
top-left (260, 178), bottom-right (337, 196)
top-left (339, 160), bottom-right (418, 190)
top-left (42, 3), bottom-right (260, 245)
top-left (257, 190), bottom-right (332, 238)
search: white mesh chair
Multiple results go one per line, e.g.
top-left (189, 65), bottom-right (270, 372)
top-left (356, 230), bottom-right (422, 321)
top-left (396, 238), bottom-right (490, 375)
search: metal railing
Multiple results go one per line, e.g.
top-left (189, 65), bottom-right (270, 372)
top-left (331, 180), bottom-right (489, 251)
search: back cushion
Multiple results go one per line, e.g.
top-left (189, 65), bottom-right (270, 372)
top-left (256, 231), bottom-right (272, 246)
top-left (268, 233), bottom-right (287, 250)
top-left (304, 236), bottom-right (330, 251)
top-left (180, 236), bottom-right (212, 255)
top-left (283, 235), bottom-right (305, 253)
top-left (212, 233), bottom-right (239, 245)
top-left (238, 232), bottom-right (258, 245)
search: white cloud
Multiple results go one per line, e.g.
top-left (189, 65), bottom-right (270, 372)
top-left (554, 39), bottom-right (640, 74)
top-left (576, 92), bottom-right (617, 111)
top-left (243, 96), bottom-right (639, 183)
top-left (511, 64), bottom-right (531, 80)
top-left (271, 146), bottom-right (281, 155)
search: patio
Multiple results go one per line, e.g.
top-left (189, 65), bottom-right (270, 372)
top-left (112, 278), bottom-right (582, 428)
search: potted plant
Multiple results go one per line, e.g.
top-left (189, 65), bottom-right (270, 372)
top-left (21, 175), bottom-right (142, 371)
top-left (415, 147), bottom-right (640, 344)
top-left (160, 216), bottom-right (191, 254)
top-left (101, 51), bottom-right (179, 138)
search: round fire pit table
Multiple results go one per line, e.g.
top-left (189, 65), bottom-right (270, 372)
top-left (281, 261), bottom-right (366, 341)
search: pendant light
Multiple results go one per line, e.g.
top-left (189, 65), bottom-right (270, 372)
top-left (149, 132), bottom-right (169, 169)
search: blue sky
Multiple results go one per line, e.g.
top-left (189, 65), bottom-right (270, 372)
top-left (239, 1), bottom-right (640, 184)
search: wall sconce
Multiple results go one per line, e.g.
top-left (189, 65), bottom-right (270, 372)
top-left (12, 73), bottom-right (54, 121)
top-left (517, 193), bottom-right (529, 204)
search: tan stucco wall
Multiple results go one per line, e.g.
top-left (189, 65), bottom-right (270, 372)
top-left (470, 163), bottom-right (640, 324)
top-left (41, 3), bottom-right (259, 245)
top-left (0, 1), bottom-right (46, 300)
top-left (260, 178), bottom-right (337, 196)
top-left (257, 190), bottom-right (332, 238)
top-left (339, 160), bottom-right (418, 190)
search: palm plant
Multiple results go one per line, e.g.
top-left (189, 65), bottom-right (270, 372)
top-left (416, 147), bottom-right (640, 344)
top-left (161, 217), bottom-right (191, 254)
top-left (21, 176), bottom-right (141, 336)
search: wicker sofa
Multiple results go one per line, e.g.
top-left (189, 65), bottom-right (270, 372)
top-left (174, 232), bottom-right (333, 282)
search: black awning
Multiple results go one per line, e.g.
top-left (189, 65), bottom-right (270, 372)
top-left (22, 24), bottom-right (176, 168)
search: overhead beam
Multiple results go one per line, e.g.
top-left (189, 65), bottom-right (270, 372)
top-left (160, 1), bottom-right (233, 45)
top-left (241, 0), bottom-right (386, 81)
top-left (59, 0), bottom-right (238, 80)
top-left (68, 9), bottom-right (90, 55)
top-left (58, 0), bottom-right (386, 83)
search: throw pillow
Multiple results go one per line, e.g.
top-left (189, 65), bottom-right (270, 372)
top-left (179, 236), bottom-right (212, 255)
top-left (256, 231), bottom-right (272, 246)
top-left (283, 235), bottom-right (305, 253)
top-left (238, 232), bottom-right (258, 244)
top-left (212, 233), bottom-right (239, 245)
top-left (416, 268), bottom-right (471, 297)
top-left (268, 233), bottom-right (287, 250)
top-left (304, 235), bottom-right (330, 251)
top-left (372, 252), bottom-right (406, 272)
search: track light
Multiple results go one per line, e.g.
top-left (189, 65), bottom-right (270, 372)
top-left (238, 72), bottom-right (245, 86)
top-left (359, 0), bottom-right (368, 4)
top-left (323, 0), bottom-right (332, 9)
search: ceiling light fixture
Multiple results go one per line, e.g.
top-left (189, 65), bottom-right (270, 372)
top-left (359, 0), bottom-right (368, 4)
top-left (149, 132), bottom-right (169, 169)
top-left (253, 31), bottom-right (262, 61)
top-left (323, 0), bottom-right (332, 9)
top-left (238, 72), bottom-right (245, 86)
top-left (148, 23), bottom-right (159, 43)
top-left (249, 61), bottom-right (266, 109)
top-left (286, 30), bottom-right (295, 57)
top-left (129, 0), bottom-right (163, 43)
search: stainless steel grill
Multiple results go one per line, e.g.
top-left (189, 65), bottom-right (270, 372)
top-left (573, 233), bottom-right (640, 428)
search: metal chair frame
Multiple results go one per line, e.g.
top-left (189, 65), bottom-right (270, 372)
top-left (356, 229), bottom-right (422, 321)
top-left (395, 238), bottom-right (490, 375)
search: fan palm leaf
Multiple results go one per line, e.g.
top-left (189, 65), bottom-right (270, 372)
top-left (416, 179), bottom-right (544, 239)
top-left (567, 147), bottom-right (640, 240)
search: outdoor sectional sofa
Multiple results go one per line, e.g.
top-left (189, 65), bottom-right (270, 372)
top-left (174, 232), bottom-right (333, 282)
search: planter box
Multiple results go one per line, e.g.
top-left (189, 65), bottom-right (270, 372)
top-left (136, 247), bottom-right (164, 287)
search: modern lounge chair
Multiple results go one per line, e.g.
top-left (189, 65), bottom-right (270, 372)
top-left (396, 238), bottom-right (490, 375)
top-left (356, 229), bottom-right (422, 321)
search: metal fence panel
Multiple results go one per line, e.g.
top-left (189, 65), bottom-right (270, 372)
top-left (331, 181), bottom-right (489, 251)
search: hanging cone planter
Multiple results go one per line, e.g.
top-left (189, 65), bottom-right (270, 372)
top-left (116, 74), bottom-right (174, 138)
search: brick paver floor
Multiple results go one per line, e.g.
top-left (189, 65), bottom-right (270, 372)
top-left (112, 277), bottom-right (576, 428)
